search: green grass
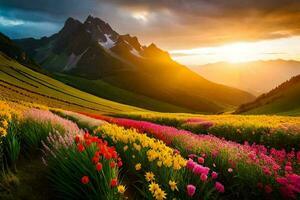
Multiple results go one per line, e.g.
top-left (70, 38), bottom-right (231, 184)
top-left (237, 75), bottom-right (300, 116)
top-left (54, 73), bottom-right (193, 113)
top-left (0, 54), bottom-right (146, 114)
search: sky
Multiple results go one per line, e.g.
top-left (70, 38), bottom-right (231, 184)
top-left (1, 0), bottom-right (300, 65)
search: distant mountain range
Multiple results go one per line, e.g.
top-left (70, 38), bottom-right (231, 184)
top-left (236, 74), bottom-right (300, 115)
top-left (13, 15), bottom-right (254, 113)
top-left (192, 60), bottom-right (300, 96)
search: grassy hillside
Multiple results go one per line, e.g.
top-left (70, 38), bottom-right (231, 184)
top-left (236, 75), bottom-right (300, 115)
top-left (0, 54), bottom-right (145, 114)
top-left (54, 73), bottom-right (193, 113)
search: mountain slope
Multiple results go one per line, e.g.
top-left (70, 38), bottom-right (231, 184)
top-left (236, 75), bottom-right (300, 115)
top-left (0, 32), bottom-right (40, 71)
top-left (192, 60), bottom-right (300, 95)
top-left (0, 54), bottom-right (146, 114)
top-left (15, 15), bottom-right (254, 113)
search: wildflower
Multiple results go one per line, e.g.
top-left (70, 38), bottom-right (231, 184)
top-left (285, 165), bottom-right (292, 172)
top-left (200, 174), bottom-right (208, 182)
top-left (187, 159), bottom-right (195, 170)
top-left (215, 182), bottom-right (225, 193)
top-left (81, 176), bottom-right (89, 184)
top-left (198, 157), bottom-right (204, 164)
top-left (92, 156), bottom-right (99, 164)
top-left (135, 163), bottom-right (142, 171)
top-left (117, 161), bottom-right (123, 167)
top-left (149, 182), bottom-right (159, 193)
top-left (228, 168), bottom-right (233, 173)
top-left (77, 143), bottom-right (85, 152)
top-left (211, 171), bottom-right (218, 179)
top-left (123, 145), bottom-right (128, 151)
top-left (111, 178), bottom-right (118, 187)
top-left (154, 188), bottom-right (167, 200)
top-left (1, 120), bottom-right (8, 128)
top-left (75, 135), bottom-right (81, 143)
top-left (187, 184), bottom-right (196, 196)
top-left (169, 180), bottom-right (178, 191)
top-left (145, 172), bottom-right (155, 182)
top-left (157, 161), bottom-right (162, 167)
top-left (117, 185), bottom-right (126, 194)
top-left (264, 185), bottom-right (272, 193)
top-left (96, 162), bottom-right (103, 171)
top-left (110, 161), bottom-right (116, 168)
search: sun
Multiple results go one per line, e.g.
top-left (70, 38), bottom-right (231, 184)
top-left (219, 42), bottom-right (256, 63)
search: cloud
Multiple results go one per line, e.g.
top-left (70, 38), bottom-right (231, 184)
top-left (1, 0), bottom-right (300, 49)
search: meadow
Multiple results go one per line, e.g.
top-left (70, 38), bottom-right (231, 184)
top-left (0, 100), bottom-right (299, 200)
top-left (113, 112), bottom-right (300, 150)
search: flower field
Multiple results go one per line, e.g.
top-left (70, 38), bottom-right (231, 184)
top-left (1, 100), bottom-right (300, 200)
top-left (114, 112), bottom-right (300, 150)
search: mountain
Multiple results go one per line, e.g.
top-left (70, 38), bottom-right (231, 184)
top-left (192, 60), bottom-right (300, 96)
top-left (236, 75), bottom-right (300, 115)
top-left (15, 15), bottom-right (254, 113)
top-left (0, 32), bottom-right (40, 71)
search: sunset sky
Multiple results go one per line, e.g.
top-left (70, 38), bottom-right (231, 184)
top-left (1, 0), bottom-right (300, 65)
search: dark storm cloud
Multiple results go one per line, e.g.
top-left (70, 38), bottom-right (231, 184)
top-left (1, 0), bottom-right (300, 49)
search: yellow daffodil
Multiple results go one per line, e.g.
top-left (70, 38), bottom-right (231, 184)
top-left (135, 163), bottom-right (142, 171)
top-left (169, 180), bottom-right (178, 191)
top-left (154, 188), bottom-right (167, 200)
top-left (117, 185), bottom-right (126, 194)
top-left (149, 182), bottom-right (159, 194)
top-left (145, 172), bottom-right (155, 182)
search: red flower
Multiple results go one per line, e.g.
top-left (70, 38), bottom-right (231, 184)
top-left (75, 135), bottom-right (80, 143)
top-left (117, 161), bottom-right (123, 168)
top-left (85, 139), bottom-right (92, 146)
top-left (265, 185), bottom-right (272, 193)
top-left (84, 132), bottom-right (90, 140)
top-left (111, 178), bottom-right (118, 187)
top-left (81, 176), bottom-right (89, 184)
top-left (96, 163), bottom-right (103, 171)
top-left (92, 156), bottom-right (99, 164)
top-left (110, 161), bottom-right (116, 168)
top-left (77, 143), bottom-right (85, 152)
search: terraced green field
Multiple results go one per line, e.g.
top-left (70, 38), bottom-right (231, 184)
top-left (0, 54), bottom-right (145, 114)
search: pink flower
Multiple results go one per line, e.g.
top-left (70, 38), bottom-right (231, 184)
top-left (215, 182), bottom-right (225, 193)
top-left (200, 174), bottom-right (208, 182)
top-left (285, 165), bottom-right (292, 172)
top-left (193, 164), bottom-right (202, 174)
top-left (187, 159), bottom-right (195, 170)
top-left (228, 168), bottom-right (233, 173)
top-left (264, 185), bottom-right (272, 193)
top-left (187, 184), bottom-right (196, 196)
top-left (276, 177), bottom-right (288, 185)
top-left (198, 157), bottom-right (205, 164)
top-left (211, 171), bottom-right (218, 179)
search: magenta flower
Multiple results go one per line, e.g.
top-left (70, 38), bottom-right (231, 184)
top-left (200, 174), bottom-right (208, 182)
top-left (211, 171), bottom-right (218, 179)
top-left (187, 184), bottom-right (196, 196)
top-left (187, 159), bottom-right (196, 170)
top-left (215, 182), bottom-right (225, 193)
